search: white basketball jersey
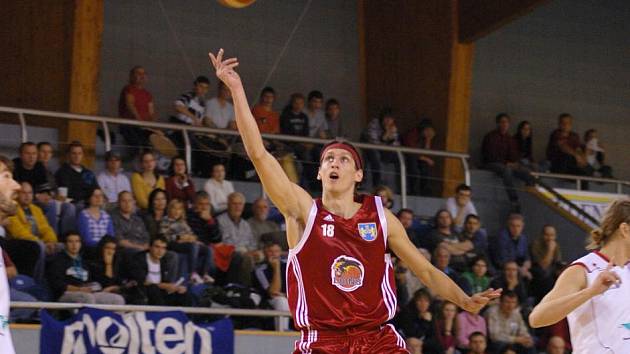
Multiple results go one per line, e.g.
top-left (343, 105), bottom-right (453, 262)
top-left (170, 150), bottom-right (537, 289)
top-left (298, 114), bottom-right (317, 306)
top-left (567, 251), bottom-right (630, 354)
top-left (0, 247), bottom-right (15, 354)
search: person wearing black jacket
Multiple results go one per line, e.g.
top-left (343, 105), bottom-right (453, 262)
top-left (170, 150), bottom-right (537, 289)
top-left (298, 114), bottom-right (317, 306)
top-left (126, 236), bottom-right (192, 306)
top-left (12, 142), bottom-right (49, 188)
top-left (54, 142), bottom-right (99, 203)
top-left (186, 191), bottom-right (221, 244)
top-left (393, 289), bottom-right (443, 354)
top-left (46, 232), bottom-right (124, 304)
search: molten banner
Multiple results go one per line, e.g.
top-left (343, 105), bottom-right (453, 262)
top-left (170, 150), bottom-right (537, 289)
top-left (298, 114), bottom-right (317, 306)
top-left (40, 308), bottom-right (234, 354)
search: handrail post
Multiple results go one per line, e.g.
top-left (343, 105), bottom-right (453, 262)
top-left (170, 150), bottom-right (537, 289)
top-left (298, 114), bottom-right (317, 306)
top-left (18, 112), bottom-right (28, 142)
top-left (576, 179), bottom-right (582, 191)
top-left (397, 151), bottom-right (407, 208)
top-left (617, 183), bottom-right (622, 195)
top-left (182, 129), bottom-right (192, 172)
top-left (461, 157), bottom-right (471, 187)
top-left (102, 121), bottom-right (111, 152)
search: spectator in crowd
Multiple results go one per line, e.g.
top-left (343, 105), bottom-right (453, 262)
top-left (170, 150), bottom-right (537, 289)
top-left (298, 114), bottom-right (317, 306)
top-left (252, 87), bottom-right (280, 134)
top-left (253, 241), bottom-right (289, 330)
top-left (433, 245), bottom-right (472, 295)
top-left (460, 214), bottom-right (489, 259)
top-left (118, 66), bottom-right (159, 148)
top-left (89, 236), bottom-right (125, 300)
top-left (127, 236), bottom-right (191, 306)
top-left (444, 184), bottom-right (477, 230)
top-left (131, 150), bottom-right (165, 210)
top-left (490, 261), bottom-right (529, 306)
top-left (171, 75), bottom-right (226, 177)
top-left (403, 119), bottom-right (436, 195)
top-left (248, 197), bottom-right (281, 247)
top-left (427, 210), bottom-right (471, 271)
top-left (13, 142), bottom-right (49, 188)
top-left (55, 141), bottom-right (99, 204)
top-left (6, 181), bottom-right (58, 252)
top-left (304, 90), bottom-right (328, 139)
top-left (490, 214), bottom-right (532, 279)
top-left (110, 191), bottom-right (151, 255)
top-left (456, 310), bottom-right (487, 352)
top-left (544, 336), bottom-right (566, 354)
top-left (501, 347), bottom-right (518, 354)
top-left (186, 191), bottom-right (221, 245)
top-left (583, 129), bottom-right (613, 178)
top-left (481, 113), bottom-right (533, 210)
top-left (467, 332), bottom-right (489, 354)
top-left (4, 251), bottom-right (39, 322)
top-left (203, 163), bottom-right (234, 214)
top-left (160, 199), bottom-right (213, 284)
top-left (434, 301), bottom-right (458, 353)
top-left (394, 254), bottom-right (429, 307)
top-left (165, 156), bottom-right (195, 206)
top-left (546, 113), bottom-right (592, 177)
top-left (37, 141), bottom-right (57, 186)
top-left (33, 182), bottom-right (77, 236)
top-left (141, 188), bottom-right (168, 237)
top-left (325, 98), bottom-right (342, 138)
top-left (374, 185), bottom-right (394, 210)
top-left (486, 291), bottom-right (535, 354)
top-left (280, 93), bottom-right (310, 167)
top-left (172, 76), bottom-right (209, 127)
top-left (397, 208), bottom-right (421, 248)
top-left (97, 150), bottom-right (131, 205)
top-left (361, 108), bottom-right (401, 189)
top-left (462, 256), bottom-right (491, 295)
top-left (530, 225), bottom-right (563, 302)
top-left (6, 181), bottom-right (58, 283)
top-left (513, 121), bottom-right (543, 172)
top-left (394, 289), bottom-right (441, 353)
top-left (47, 232), bottom-right (125, 304)
top-left (205, 81), bottom-right (236, 130)
top-left (77, 187), bottom-right (114, 253)
top-left (217, 192), bottom-right (260, 286)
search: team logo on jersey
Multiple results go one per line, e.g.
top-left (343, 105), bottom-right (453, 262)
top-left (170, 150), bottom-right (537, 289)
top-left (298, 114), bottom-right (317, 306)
top-left (330, 255), bottom-right (365, 292)
top-left (358, 222), bottom-right (378, 242)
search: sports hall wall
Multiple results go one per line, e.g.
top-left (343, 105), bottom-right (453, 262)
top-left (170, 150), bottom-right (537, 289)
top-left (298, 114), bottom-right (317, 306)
top-left (98, 0), bottom-right (362, 139)
top-left (469, 0), bottom-right (630, 179)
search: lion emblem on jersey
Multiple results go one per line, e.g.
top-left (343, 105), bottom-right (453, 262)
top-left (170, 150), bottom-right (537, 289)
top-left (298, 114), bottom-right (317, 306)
top-left (358, 222), bottom-right (377, 242)
top-left (330, 255), bottom-right (365, 292)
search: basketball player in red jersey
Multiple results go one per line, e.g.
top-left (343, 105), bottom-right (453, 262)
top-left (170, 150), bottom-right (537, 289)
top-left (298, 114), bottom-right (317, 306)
top-left (209, 49), bottom-right (500, 354)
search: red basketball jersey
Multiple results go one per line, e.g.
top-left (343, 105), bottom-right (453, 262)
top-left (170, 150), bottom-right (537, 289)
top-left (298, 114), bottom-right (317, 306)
top-left (287, 195), bottom-right (397, 331)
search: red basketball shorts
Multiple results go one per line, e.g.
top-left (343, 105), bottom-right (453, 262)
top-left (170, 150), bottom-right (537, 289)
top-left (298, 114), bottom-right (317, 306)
top-left (292, 324), bottom-right (408, 354)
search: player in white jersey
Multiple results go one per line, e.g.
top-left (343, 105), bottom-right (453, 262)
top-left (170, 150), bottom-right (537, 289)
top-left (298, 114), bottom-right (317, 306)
top-left (0, 155), bottom-right (21, 354)
top-left (530, 197), bottom-right (630, 354)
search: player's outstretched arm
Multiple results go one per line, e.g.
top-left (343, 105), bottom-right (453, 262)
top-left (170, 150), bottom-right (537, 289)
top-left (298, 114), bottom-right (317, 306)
top-left (208, 50), bottom-right (312, 224)
top-left (385, 210), bottom-right (500, 314)
top-left (529, 261), bottom-right (619, 328)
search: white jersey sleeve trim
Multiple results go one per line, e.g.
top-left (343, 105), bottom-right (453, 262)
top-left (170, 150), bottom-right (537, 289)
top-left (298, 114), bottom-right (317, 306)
top-left (375, 196), bottom-right (388, 248)
top-left (289, 201), bottom-right (318, 256)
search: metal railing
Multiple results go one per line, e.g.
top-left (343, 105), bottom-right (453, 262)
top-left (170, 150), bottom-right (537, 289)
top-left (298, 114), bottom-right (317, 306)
top-left (11, 301), bottom-right (292, 325)
top-left (531, 172), bottom-right (630, 194)
top-left (0, 106), bottom-right (471, 208)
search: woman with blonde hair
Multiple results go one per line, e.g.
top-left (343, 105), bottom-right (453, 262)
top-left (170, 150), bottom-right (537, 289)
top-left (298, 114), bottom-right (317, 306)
top-left (529, 197), bottom-right (630, 353)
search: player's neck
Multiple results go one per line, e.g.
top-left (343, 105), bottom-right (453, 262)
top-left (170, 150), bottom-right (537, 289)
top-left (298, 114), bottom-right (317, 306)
top-left (321, 191), bottom-right (359, 218)
top-left (599, 240), bottom-right (630, 266)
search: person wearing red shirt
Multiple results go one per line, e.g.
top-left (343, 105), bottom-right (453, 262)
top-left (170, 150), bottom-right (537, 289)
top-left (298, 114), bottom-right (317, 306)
top-left (118, 66), bottom-right (160, 148)
top-left (165, 156), bottom-right (196, 206)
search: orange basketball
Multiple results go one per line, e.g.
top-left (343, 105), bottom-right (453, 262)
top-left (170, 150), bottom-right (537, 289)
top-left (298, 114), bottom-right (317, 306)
top-left (217, 0), bottom-right (256, 9)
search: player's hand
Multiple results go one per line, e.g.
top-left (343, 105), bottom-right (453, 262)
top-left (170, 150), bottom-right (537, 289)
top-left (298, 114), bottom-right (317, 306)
top-left (208, 49), bottom-right (242, 91)
top-left (589, 260), bottom-right (621, 296)
top-left (462, 288), bottom-right (502, 314)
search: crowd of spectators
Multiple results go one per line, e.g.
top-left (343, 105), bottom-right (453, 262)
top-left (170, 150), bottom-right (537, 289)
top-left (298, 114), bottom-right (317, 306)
top-left (1, 65), bottom-right (610, 354)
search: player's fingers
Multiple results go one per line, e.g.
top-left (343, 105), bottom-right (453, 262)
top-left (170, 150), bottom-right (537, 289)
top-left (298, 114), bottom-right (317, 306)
top-left (225, 62), bottom-right (239, 70)
top-left (223, 57), bottom-right (238, 65)
top-left (217, 48), bottom-right (224, 63)
top-left (209, 52), bottom-right (217, 66)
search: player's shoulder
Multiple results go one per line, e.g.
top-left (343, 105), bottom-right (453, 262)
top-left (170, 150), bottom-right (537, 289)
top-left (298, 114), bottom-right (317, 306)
top-left (570, 251), bottom-right (609, 273)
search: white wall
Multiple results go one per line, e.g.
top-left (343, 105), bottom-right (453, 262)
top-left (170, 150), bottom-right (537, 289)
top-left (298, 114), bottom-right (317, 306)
top-left (470, 0), bottom-right (630, 179)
